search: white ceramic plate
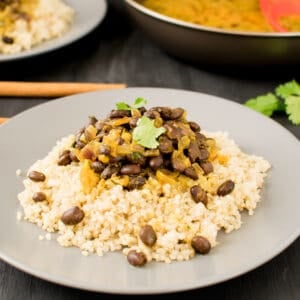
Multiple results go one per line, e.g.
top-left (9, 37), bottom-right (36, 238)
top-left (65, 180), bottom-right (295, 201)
top-left (0, 0), bottom-right (107, 62)
top-left (0, 88), bottom-right (299, 294)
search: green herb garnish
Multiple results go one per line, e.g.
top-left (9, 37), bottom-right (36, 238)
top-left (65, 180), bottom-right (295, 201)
top-left (132, 116), bottom-right (166, 149)
top-left (244, 80), bottom-right (300, 125)
top-left (116, 97), bottom-right (147, 111)
top-left (285, 96), bottom-right (300, 125)
top-left (245, 93), bottom-right (284, 117)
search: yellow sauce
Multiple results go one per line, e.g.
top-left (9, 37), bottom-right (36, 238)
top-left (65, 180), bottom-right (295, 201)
top-left (136, 0), bottom-right (300, 32)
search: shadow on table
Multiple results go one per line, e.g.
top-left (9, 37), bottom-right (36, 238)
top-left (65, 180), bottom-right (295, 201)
top-left (164, 52), bottom-right (300, 82)
top-left (198, 64), bottom-right (300, 82)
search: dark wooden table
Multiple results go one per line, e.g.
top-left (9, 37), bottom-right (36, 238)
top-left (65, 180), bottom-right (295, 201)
top-left (0, 1), bottom-right (299, 299)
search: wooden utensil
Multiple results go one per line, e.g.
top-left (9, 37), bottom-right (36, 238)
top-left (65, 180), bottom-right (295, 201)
top-left (0, 81), bottom-right (126, 98)
top-left (260, 0), bottom-right (300, 32)
top-left (0, 117), bottom-right (8, 124)
top-left (0, 81), bottom-right (126, 124)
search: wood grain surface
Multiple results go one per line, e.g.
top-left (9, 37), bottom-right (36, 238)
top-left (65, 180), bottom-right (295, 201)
top-left (0, 1), bottom-right (299, 299)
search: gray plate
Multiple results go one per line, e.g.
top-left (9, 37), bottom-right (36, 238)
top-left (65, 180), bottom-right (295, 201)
top-left (0, 0), bottom-right (107, 62)
top-left (0, 88), bottom-right (299, 294)
top-left (125, 0), bottom-right (300, 65)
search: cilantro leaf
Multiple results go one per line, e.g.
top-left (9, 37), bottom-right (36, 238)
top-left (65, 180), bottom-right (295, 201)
top-left (116, 97), bottom-right (147, 111)
top-left (116, 102), bottom-right (131, 110)
top-left (275, 80), bottom-right (300, 99)
top-left (285, 96), bottom-right (300, 125)
top-left (132, 116), bottom-right (166, 149)
top-left (244, 93), bottom-right (283, 117)
top-left (244, 80), bottom-right (300, 125)
top-left (132, 97), bottom-right (147, 108)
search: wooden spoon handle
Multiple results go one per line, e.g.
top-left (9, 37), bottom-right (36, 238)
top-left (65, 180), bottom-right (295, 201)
top-left (0, 81), bottom-right (126, 98)
top-left (0, 117), bottom-right (9, 124)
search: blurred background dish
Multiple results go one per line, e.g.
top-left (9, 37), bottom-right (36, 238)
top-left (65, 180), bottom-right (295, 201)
top-left (0, 0), bottom-right (74, 55)
top-left (125, 0), bottom-right (300, 65)
top-left (0, 0), bottom-right (107, 62)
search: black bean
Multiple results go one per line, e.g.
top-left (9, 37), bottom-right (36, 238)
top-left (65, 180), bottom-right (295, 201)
top-left (139, 225), bottom-right (157, 247)
top-left (162, 157), bottom-right (172, 170)
top-left (138, 107), bottom-right (147, 114)
top-left (61, 149), bottom-right (70, 155)
top-left (149, 155), bottom-right (163, 170)
top-left (127, 250), bottom-right (147, 267)
top-left (74, 140), bottom-right (86, 150)
top-left (28, 171), bottom-right (46, 182)
top-left (200, 161), bottom-right (213, 175)
top-left (195, 132), bottom-right (207, 147)
top-left (101, 165), bottom-right (119, 179)
top-left (127, 176), bottom-right (147, 190)
top-left (32, 192), bottom-right (47, 202)
top-left (69, 151), bottom-right (79, 162)
top-left (127, 152), bottom-right (146, 165)
top-left (184, 167), bottom-right (198, 180)
top-left (187, 141), bottom-right (201, 163)
top-left (154, 107), bottom-right (172, 120)
top-left (189, 121), bottom-right (201, 132)
top-left (109, 109), bottom-right (131, 118)
top-left (2, 36), bottom-right (14, 44)
top-left (99, 144), bottom-right (111, 155)
top-left (164, 123), bottom-right (183, 139)
top-left (217, 180), bottom-right (235, 196)
top-left (171, 157), bottom-right (186, 173)
top-left (91, 161), bottom-right (106, 174)
top-left (190, 185), bottom-right (208, 205)
top-left (199, 149), bottom-right (209, 161)
top-left (120, 164), bottom-right (141, 175)
top-left (158, 136), bottom-right (173, 153)
top-left (169, 108), bottom-right (184, 120)
top-left (88, 116), bottom-right (98, 125)
top-left (61, 206), bottom-right (85, 225)
top-left (129, 117), bottom-right (139, 128)
top-left (191, 236), bottom-right (211, 254)
top-left (58, 150), bottom-right (72, 166)
top-left (110, 155), bottom-right (125, 164)
top-left (144, 109), bottom-right (160, 119)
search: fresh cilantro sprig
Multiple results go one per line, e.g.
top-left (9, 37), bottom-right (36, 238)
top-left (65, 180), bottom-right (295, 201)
top-left (244, 80), bottom-right (300, 125)
top-left (115, 98), bottom-right (165, 148)
top-left (116, 97), bottom-right (147, 110)
top-left (132, 116), bottom-right (166, 149)
top-left (276, 80), bottom-right (300, 99)
top-left (285, 96), bottom-right (300, 125)
top-left (245, 93), bottom-right (285, 117)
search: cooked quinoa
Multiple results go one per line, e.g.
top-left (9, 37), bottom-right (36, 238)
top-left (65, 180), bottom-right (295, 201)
top-left (17, 103), bottom-right (271, 266)
top-left (0, 0), bottom-right (74, 54)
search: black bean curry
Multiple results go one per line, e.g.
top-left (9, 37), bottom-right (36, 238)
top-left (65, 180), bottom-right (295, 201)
top-left (56, 100), bottom-right (234, 205)
top-left (69, 102), bottom-right (216, 199)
